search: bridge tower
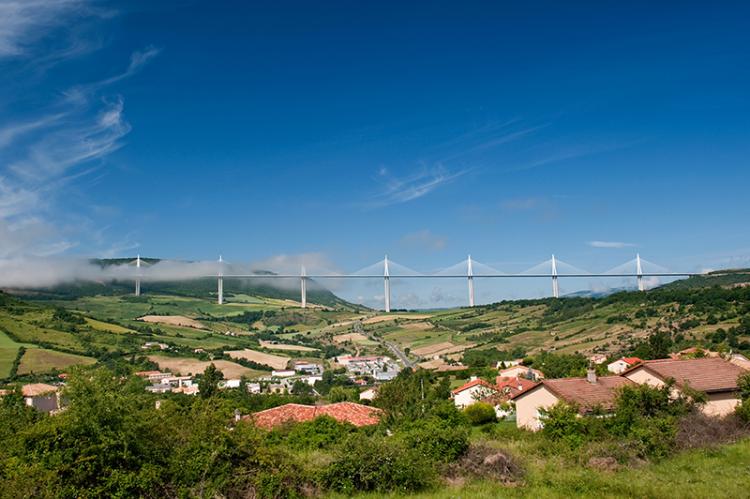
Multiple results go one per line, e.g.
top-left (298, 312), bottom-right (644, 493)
top-left (135, 254), bottom-right (142, 297)
top-left (300, 265), bottom-right (307, 309)
top-left (551, 254), bottom-right (560, 298)
top-left (217, 255), bottom-right (224, 305)
top-left (636, 253), bottom-right (644, 292)
top-left (467, 255), bottom-right (475, 307)
top-left (384, 255), bottom-right (391, 313)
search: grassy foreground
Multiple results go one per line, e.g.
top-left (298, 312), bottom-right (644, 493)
top-left (341, 438), bottom-right (750, 499)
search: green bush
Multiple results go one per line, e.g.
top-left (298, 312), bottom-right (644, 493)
top-left (273, 415), bottom-right (355, 450)
top-left (396, 417), bottom-right (469, 463)
top-left (320, 435), bottom-right (435, 494)
top-left (464, 402), bottom-right (497, 425)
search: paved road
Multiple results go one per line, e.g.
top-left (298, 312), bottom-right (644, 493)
top-left (384, 340), bottom-right (415, 369)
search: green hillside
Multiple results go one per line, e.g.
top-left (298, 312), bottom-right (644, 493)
top-left (2, 268), bottom-right (750, 382)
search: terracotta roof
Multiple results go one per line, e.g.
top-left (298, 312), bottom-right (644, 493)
top-left (624, 357), bottom-right (746, 393)
top-left (451, 378), bottom-right (498, 395)
top-left (248, 402), bottom-right (383, 429)
top-left (513, 376), bottom-right (633, 411)
top-left (621, 357), bottom-right (643, 366)
top-left (135, 370), bottom-right (163, 377)
top-left (495, 376), bottom-right (538, 396)
top-left (21, 383), bottom-right (58, 397)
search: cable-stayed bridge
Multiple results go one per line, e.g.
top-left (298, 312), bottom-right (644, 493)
top-left (129, 254), bottom-right (701, 311)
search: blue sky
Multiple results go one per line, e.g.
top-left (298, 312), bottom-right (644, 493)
top-left (1, 1), bottom-right (749, 306)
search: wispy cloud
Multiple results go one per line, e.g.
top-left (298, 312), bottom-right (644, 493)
top-left (0, 4), bottom-right (159, 259)
top-left (400, 229), bottom-right (447, 251)
top-left (367, 166), bottom-right (468, 208)
top-left (588, 241), bottom-right (637, 249)
top-left (0, 0), bottom-right (103, 59)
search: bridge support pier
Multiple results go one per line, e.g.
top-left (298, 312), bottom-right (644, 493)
top-left (551, 254), bottom-right (560, 298)
top-left (384, 255), bottom-right (391, 313)
top-left (217, 255), bottom-right (224, 305)
top-left (467, 255), bottom-right (475, 307)
top-left (300, 265), bottom-right (307, 308)
top-left (135, 254), bottom-right (142, 297)
top-left (636, 254), bottom-right (644, 292)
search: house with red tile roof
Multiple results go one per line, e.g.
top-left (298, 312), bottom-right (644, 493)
top-left (451, 377), bottom-right (499, 409)
top-left (21, 383), bottom-right (60, 413)
top-left (607, 357), bottom-right (643, 374)
top-left (512, 370), bottom-right (634, 431)
top-left (248, 402), bottom-right (383, 429)
top-left (622, 357), bottom-right (747, 417)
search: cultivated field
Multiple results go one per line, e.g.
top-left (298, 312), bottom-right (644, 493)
top-left (332, 332), bottom-right (369, 344)
top-left (258, 340), bottom-right (317, 352)
top-left (224, 349), bottom-right (291, 370)
top-left (138, 315), bottom-right (207, 330)
top-left (148, 355), bottom-right (264, 379)
top-left (17, 349), bottom-right (95, 375)
top-left (0, 329), bottom-right (20, 378)
top-left (361, 314), bottom-right (433, 325)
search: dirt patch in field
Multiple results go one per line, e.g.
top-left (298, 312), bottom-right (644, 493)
top-left (224, 349), bottom-right (290, 370)
top-left (138, 315), bottom-right (206, 330)
top-left (417, 359), bottom-right (467, 372)
top-left (148, 356), bottom-right (259, 378)
top-left (402, 321), bottom-right (432, 331)
top-left (333, 332), bottom-right (369, 344)
top-left (259, 340), bottom-right (317, 352)
top-left (412, 342), bottom-right (456, 356)
top-left (362, 314), bottom-right (432, 325)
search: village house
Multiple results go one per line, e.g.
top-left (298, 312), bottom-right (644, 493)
top-left (498, 365), bottom-right (544, 381)
top-left (607, 357), bottom-right (643, 374)
top-left (359, 387), bottom-right (378, 401)
top-left (22, 383), bottom-right (61, 413)
top-left (451, 377), bottom-right (499, 409)
top-left (512, 370), bottom-right (633, 431)
top-left (246, 402), bottom-right (383, 429)
top-left (495, 359), bottom-right (524, 369)
top-left (621, 357), bottom-right (747, 417)
top-left (589, 353), bottom-right (608, 365)
top-left (513, 357), bottom-right (750, 430)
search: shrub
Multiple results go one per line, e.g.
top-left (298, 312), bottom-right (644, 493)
top-left (541, 403), bottom-right (589, 448)
top-left (464, 402), bottom-right (497, 425)
top-left (444, 444), bottom-right (523, 485)
top-left (736, 400), bottom-right (750, 423)
top-left (320, 435), bottom-right (435, 494)
top-left (676, 412), bottom-right (750, 450)
top-left (274, 416), bottom-right (355, 450)
top-left (397, 418), bottom-right (469, 463)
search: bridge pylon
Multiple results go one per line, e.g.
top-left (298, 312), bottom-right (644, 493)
top-left (467, 255), bottom-right (475, 307)
top-left (217, 255), bottom-right (224, 305)
top-left (300, 265), bottom-right (307, 308)
top-left (551, 254), bottom-right (560, 298)
top-left (636, 253), bottom-right (644, 292)
top-left (384, 255), bottom-right (391, 313)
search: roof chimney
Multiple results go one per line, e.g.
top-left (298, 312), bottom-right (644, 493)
top-left (587, 367), bottom-right (597, 384)
top-left (470, 376), bottom-right (478, 382)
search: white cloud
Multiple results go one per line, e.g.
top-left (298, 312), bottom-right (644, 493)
top-left (0, 0), bottom-right (86, 58)
top-left (588, 241), bottom-right (637, 249)
top-left (367, 166), bottom-right (468, 208)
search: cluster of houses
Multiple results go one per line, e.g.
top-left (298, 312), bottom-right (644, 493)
top-left (336, 355), bottom-right (401, 382)
top-left (451, 354), bottom-right (750, 431)
top-left (137, 371), bottom-right (200, 395)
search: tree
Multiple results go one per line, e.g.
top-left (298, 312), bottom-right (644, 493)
top-left (198, 363), bottom-right (224, 399)
top-left (291, 379), bottom-right (314, 396)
